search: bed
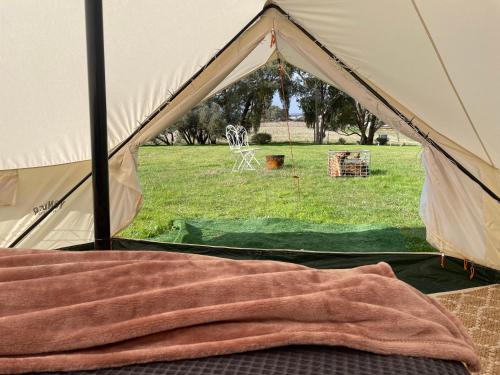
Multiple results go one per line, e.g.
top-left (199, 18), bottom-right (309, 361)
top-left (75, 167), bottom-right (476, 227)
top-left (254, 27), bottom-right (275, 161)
top-left (38, 346), bottom-right (470, 375)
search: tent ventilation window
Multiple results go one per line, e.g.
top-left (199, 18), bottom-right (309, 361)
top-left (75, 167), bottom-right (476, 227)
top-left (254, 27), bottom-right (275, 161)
top-left (0, 171), bottom-right (18, 206)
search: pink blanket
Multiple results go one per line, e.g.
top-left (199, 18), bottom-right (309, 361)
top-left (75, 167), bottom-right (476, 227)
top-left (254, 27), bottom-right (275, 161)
top-left (0, 249), bottom-right (479, 373)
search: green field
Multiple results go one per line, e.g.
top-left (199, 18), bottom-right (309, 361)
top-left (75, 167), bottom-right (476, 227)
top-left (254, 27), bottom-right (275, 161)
top-left (121, 144), bottom-right (434, 252)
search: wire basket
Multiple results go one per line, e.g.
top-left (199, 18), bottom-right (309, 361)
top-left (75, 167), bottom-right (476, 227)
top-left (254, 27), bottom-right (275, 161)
top-left (328, 150), bottom-right (370, 177)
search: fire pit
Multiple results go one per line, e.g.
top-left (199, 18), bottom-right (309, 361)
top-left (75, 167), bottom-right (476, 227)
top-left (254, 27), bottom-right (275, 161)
top-left (266, 155), bottom-right (285, 170)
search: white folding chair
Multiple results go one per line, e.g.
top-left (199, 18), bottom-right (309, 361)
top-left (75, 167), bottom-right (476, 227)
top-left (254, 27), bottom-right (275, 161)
top-left (226, 125), bottom-right (260, 171)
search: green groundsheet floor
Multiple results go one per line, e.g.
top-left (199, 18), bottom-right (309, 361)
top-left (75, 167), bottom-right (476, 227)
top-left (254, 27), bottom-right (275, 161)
top-left (152, 218), bottom-right (427, 252)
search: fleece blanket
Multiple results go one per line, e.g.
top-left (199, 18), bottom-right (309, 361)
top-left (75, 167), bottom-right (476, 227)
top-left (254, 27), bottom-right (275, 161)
top-left (0, 249), bottom-right (479, 374)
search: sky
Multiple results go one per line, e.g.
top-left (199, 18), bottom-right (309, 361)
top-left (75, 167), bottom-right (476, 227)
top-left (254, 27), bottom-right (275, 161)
top-left (272, 92), bottom-right (302, 115)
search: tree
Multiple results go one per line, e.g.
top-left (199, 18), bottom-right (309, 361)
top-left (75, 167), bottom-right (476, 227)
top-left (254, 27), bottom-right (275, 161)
top-left (173, 110), bottom-right (198, 145)
top-left (172, 99), bottom-right (227, 145)
top-left (198, 101), bottom-right (226, 144)
top-left (170, 62), bottom-right (297, 143)
top-left (214, 64), bottom-right (278, 133)
top-left (330, 97), bottom-right (384, 145)
top-left (295, 69), bottom-right (384, 145)
top-left (296, 72), bottom-right (343, 144)
top-left (262, 105), bottom-right (283, 122)
top-left (274, 62), bottom-right (298, 120)
top-left (170, 61), bottom-right (384, 146)
top-left (152, 129), bottom-right (175, 145)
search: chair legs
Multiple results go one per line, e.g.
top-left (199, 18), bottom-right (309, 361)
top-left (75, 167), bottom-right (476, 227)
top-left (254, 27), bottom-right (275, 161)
top-left (232, 151), bottom-right (259, 172)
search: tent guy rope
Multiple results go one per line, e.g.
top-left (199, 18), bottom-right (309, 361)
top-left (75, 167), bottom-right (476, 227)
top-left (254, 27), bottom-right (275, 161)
top-left (272, 29), bottom-right (301, 201)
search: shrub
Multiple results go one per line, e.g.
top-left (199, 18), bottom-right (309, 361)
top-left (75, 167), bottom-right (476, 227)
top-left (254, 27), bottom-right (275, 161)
top-left (251, 132), bottom-right (272, 144)
top-left (376, 135), bottom-right (389, 145)
top-left (337, 137), bottom-right (347, 145)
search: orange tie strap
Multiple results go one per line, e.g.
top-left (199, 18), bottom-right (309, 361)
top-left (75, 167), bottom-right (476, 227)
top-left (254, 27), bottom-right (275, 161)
top-left (270, 29), bottom-right (276, 48)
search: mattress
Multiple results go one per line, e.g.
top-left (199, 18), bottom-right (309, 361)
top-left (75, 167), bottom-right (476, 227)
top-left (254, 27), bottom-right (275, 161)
top-left (38, 345), bottom-right (470, 375)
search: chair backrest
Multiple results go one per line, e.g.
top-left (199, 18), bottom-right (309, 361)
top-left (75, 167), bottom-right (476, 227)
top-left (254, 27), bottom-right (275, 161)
top-left (236, 126), bottom-right (249, 147)
top-left (226, 125), bottom-right (249, 150)
top-left (226, 125), bottom-right (240, 150)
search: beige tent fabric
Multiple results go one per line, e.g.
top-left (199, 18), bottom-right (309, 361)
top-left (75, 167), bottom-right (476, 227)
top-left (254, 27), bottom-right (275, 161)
top-left (0, 162), bottom-right (92, 248)
top-left (6, 0), bottom-right (497, 169)
top-left (0, 0), bottom-right (89, 170)
top-left (422, 148), bottom-right (500, 269)
top-left (207, 33), bottom-right (277, 98)
top-left (0, 0), bottom-right (267, 170)
top-left (411, 0), bottom-right (500, 169)
top-left (132, 14), bottom-right (274, 146)
top-left (0, 149), bottom-right (142, 249)
top-left (0, 3), bottom-right (498, 269)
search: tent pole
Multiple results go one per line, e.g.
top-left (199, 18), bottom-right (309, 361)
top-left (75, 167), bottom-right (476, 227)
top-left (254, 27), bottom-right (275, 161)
top-left (84, 0), bottom-right (111, 250)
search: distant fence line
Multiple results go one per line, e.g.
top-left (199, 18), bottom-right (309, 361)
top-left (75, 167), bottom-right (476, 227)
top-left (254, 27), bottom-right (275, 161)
top-left (259, 122), bottom-right (420, 146)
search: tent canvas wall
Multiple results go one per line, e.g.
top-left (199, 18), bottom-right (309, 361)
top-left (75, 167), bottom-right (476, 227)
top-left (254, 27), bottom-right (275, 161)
top-left (0, 1), bottom-right (498, 270)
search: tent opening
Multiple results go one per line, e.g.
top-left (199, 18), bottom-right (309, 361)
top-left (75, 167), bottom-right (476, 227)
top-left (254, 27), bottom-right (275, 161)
top-left (1, 3), bottom-right (498, 275)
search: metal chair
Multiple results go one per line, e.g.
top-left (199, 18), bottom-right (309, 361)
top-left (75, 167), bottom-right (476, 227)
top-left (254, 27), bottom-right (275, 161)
top-left (226, 125), bottom-right (260, 171)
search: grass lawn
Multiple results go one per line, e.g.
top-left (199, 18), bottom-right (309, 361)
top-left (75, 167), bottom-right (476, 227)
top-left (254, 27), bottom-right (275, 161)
top-left (120, 143), bottom-right (434, 252)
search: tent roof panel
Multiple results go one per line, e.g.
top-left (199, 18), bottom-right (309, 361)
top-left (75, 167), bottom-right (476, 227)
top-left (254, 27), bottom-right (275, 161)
top-left (0, 0), bottom-right (266, 170)
top-left (207, 33), bottom-right (276, 99)
top-left (413, 0), bottom-right (500, 168)
top-left (0, 0), bottom-right (90, 170)
top-left (103, 0), bottom-right (266, 152)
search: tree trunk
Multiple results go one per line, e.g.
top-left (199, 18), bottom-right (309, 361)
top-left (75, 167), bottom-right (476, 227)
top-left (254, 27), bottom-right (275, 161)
top-left (279, 87), bottom-right (291, 120)
top-left (367, 123), bottom-right (377, 145)
top-left (154, 131), bottom-right (174, 146)
top-left (355, 107), bottom-right (369, 144)
top-left (312, 116), bottom-right (317, 144)
top-left (196, 129), bottom-right (209, 145)
top-left (314, 86), bottom-right (321, 144)
top-left (317, 121), bottom-right (321, 144)
top-left (180, 130), bottom-right (195, 145)
top-left (317, 114), bottom-right (326, 144)
top-left (367, 119), bottom-right (383, 145)
top-left (240, 96), bottom-right (253, 127)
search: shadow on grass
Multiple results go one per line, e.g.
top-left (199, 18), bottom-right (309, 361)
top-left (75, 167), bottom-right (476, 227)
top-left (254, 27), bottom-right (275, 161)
top-left (370, 169), bottom-right (387, 176)
top-left (155, 220), bottom-right (435, 253)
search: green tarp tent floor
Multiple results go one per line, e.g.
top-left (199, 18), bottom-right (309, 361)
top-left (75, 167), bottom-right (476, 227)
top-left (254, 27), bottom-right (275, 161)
top-left (151, 218), bottom-right (429, 252)
top-left (108, 237), bottom-right (498, 294)
top-left (69, 218), bottom-right (500, 294)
